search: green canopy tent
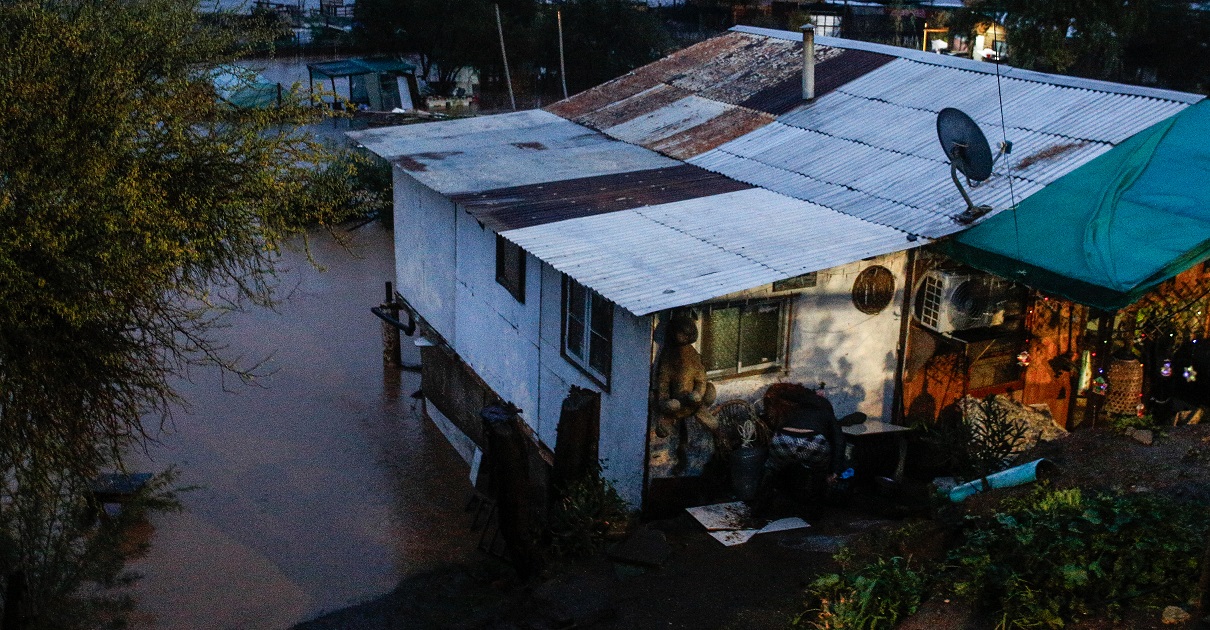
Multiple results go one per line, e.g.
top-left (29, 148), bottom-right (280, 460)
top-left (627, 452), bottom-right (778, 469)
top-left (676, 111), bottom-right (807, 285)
top-left (942, 99), bottom-right (1210, 312)
top-left (307, 58), bottom-right (419, 112)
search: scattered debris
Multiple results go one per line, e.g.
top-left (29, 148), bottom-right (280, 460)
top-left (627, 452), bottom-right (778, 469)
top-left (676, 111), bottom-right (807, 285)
top-left (685, 502), bottom-right (809, 546)
top-left (959, 395), bottom-right (1067, 456)
top-left (1016, 141), bottom-right (1085, 170)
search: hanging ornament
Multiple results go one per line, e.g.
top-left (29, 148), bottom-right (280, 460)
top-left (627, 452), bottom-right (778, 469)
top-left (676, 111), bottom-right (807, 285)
top-left (1092, 376), bottom-right (1109, 395)
top-left (1184, 366), bottom-right (1198, 383)
top-left (1161, 360), bottom-right (1173, 377)
top-left (1017, 350), bottom-right (1031, 367)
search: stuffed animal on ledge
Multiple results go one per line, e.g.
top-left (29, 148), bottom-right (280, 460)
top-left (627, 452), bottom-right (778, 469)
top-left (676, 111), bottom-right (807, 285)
top-left (654, 314), bottom-right (717, 439)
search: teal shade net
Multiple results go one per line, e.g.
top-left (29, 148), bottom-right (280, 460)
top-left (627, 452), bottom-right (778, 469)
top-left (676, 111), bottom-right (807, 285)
top-left (943, 100), bottom-right (1210, 312)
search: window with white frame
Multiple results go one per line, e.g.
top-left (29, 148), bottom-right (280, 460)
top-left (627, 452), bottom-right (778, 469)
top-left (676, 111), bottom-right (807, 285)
top-left (563, 276), bottom-right (612, 385)
top-left (697, 299), bottom-right (789, 378)
top-left (810, 13), bottom-right (842, 37)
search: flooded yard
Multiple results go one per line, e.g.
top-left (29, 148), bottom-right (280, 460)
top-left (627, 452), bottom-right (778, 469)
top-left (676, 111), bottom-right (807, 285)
top-left (126, 224), bottom-right (478, 629)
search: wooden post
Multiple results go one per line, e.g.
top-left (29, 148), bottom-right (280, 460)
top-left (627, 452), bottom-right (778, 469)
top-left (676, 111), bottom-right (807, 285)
top-left (483, 403), bottom-right (542, 578)
top-left (553, 386), bottom-right (600, 491)
top-left (1082, 311), bottom-right (1115, 429)
top-left (382, 282), bottom-right (401, 368)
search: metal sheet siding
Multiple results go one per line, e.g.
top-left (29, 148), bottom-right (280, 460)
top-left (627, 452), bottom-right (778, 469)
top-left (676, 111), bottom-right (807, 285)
top-left (500, 189), bottom-right (916, 315)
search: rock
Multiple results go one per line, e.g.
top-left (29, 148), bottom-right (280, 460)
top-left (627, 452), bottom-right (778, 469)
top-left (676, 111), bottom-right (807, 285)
top-left (1125, 428), bottom-right (1155, 446)
top-left (1162, 605), bottom-right (1190, 625)
top-left (607, 526), bottom-right (671, 568)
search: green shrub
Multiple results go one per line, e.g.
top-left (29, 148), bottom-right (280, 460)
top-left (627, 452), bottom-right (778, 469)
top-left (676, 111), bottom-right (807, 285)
top-left (794, 556), bottom-right (925, 630)
top-left (1107, 413), bottom-right (1156, 432)
top-left (547, 468), bottom-right (631, 559)
top-left (949, 486), bottom-right (1210, 628)
top-left (963, 396), bottom-right (1031, 478)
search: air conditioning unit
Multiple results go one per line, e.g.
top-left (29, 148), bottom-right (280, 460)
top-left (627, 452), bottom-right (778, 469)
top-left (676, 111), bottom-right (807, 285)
top-left (914, 270), bottom-right (1010, 334)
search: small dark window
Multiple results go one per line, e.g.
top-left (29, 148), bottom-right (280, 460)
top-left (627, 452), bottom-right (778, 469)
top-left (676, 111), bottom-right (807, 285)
top-left (852, 266), bottom-right (895, 314)
top-left (563, 276), bottom-right (612, 385)
top-left (773, 272), bottom-right (818, 292)
top-left (495, 235), bottom-right (525, 303)
top-left (699, 299), bottom-right (788, 377)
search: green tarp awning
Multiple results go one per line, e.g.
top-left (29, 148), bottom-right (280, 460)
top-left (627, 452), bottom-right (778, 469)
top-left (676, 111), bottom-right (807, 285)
top-left (307, 58), bottom-right (415, 79)
top-left (942, 99), bottom-right (1210, 312)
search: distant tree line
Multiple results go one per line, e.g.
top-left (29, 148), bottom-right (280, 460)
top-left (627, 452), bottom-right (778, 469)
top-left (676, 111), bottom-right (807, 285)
top-left (352, 0), bottom-right (674, 102)
top-left (956, 0), bottom-right (1210, 93)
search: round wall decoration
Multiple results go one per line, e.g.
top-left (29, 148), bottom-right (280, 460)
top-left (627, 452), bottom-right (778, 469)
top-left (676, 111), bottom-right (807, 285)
top-left (852, 266), bottom-right (895, 314)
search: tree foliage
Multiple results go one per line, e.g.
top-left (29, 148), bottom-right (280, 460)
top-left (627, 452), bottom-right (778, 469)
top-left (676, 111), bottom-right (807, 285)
top-left (353, 0), bottom-right (670, 97)
top-left (0, 0), bottom-right (364, 622)
top-left (0, 0), bottom-right (358, 479)
top-left (960, 0), bottom-right (1210, 91)
top-left (536, 0), bottom-right (671, 95)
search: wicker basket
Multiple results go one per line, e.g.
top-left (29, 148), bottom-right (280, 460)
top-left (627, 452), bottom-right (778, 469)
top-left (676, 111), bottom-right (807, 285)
top-left (709, 399), bottom-right (770, 456)
top-left (1106, 358), bottom-right (1144, 416)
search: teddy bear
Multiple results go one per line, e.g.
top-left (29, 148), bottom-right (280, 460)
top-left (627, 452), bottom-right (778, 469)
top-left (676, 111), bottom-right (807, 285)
top-left (654, 314), bottom-right (716, 438)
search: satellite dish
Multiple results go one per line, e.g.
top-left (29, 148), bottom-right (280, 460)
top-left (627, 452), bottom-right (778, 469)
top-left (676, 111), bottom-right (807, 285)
top-left (937, 108), bottom-right (993, 181)
top-left (937, 107), bottom-right (995, 223)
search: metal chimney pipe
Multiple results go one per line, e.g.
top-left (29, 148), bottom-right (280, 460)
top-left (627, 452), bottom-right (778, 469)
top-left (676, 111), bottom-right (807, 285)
top-left (802, 24), bottom-right (816, 101)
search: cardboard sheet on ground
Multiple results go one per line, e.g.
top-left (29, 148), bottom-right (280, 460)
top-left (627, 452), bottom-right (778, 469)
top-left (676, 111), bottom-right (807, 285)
top-left (685, 502), bottom-right (809, 546)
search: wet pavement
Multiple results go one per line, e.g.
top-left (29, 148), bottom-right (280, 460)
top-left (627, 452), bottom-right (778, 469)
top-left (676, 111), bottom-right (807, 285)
top-left (126, 224), bottom-right (478, 629)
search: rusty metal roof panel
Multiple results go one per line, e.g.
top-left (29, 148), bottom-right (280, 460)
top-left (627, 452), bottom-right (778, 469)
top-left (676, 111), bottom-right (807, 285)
top-left (349, 110), bottom-right (678, 195)
top-left (574, 84), bottom-right (694, 130)
top-left (545, 31), bottom-right (759, 120)
top-left (449, 164), bottom-right (752, 232)
top-left (603, 95), bottom-right (732, 146)
top-left (740, 48), bottom-right (896, 115)
top-left (667, 35), bottom-right (816, 105)
top-left (648, 107), bottom-right (774, 160)
top-left (500, 188), bottom-right (917, 315)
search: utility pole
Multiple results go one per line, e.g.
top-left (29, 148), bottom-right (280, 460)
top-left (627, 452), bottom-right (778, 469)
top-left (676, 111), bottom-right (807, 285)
top-left (557, 8), bottom-right (569, 100)
top-left (495, 4), bottom-right (517, 111)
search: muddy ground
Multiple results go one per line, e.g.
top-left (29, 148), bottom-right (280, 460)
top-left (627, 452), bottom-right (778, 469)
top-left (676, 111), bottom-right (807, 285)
top-left (295, 421), bottom-right (1210, 630)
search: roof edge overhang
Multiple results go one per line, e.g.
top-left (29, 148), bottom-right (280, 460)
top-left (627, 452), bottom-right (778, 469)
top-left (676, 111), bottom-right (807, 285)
top-left (938, 236), bottom-right (1210, 313)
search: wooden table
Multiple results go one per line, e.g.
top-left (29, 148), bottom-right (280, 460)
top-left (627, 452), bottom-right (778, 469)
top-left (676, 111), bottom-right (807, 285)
top-left (842, 420), bottom-right (914, 482)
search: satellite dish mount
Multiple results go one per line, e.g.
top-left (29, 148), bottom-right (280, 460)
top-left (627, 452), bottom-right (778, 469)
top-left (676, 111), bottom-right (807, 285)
top-left (937, 107), bottom-right (1009, 224)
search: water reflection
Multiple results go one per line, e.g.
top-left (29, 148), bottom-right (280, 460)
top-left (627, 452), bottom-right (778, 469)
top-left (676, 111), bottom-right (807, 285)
top-left (126, 225), bottom-right (477, 629)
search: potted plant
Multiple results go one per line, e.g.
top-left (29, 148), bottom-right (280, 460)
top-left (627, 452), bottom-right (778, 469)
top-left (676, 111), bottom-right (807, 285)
top-left (730, 418), bottom-right (768, 501)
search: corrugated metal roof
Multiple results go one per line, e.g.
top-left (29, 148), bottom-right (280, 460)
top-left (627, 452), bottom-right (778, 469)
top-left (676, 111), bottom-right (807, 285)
top-left (354, 27), bottom-right (1204, 317)
top-left (733, 26), bottom-right (1203, 104)
top-left (687, 37), bottom-right (1201, 239)
top-left (500, 188), bottom-right (917, 315)
top-left (740, 48), bottom-right (896, 115)
top-left (348, 110), bottom-right (678, 195)
top-left (545, 31), bottom-right (867, 160)
top-left (450, 165), bottom-right (752, 232)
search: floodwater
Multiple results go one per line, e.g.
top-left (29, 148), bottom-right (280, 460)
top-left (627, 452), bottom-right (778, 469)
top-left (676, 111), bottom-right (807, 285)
top-left (126, 224), bottom-right (478, 629)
